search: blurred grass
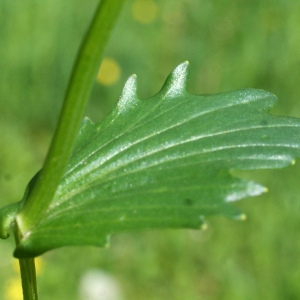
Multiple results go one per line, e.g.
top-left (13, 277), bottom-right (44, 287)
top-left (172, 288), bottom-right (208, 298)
top-left (1, 0), bottom-right (300, 299)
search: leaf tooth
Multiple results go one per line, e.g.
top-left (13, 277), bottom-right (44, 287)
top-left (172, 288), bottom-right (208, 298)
top-left (117, 74), bottom-right (138, 111)
top-left (225, 181), bottom-right (266, 203)
top-left (162, 61), bottom-right (189, 98)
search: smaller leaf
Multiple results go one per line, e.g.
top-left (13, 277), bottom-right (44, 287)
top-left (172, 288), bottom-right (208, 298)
top-left (0, 202), bottom-right (20, 239)
top-left (13, 62), bottom-right (300, 258)
top-left (0, 172), bottom-right (39, 239)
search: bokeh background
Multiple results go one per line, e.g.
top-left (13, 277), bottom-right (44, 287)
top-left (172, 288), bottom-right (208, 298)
top-left (1, 0), bottom-right (300, 299)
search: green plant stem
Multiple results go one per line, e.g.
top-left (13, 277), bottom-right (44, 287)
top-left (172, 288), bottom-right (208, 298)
top-left (13, 224), bottom-right (38, 300)
top-left (18, 258), bottom-right (38, 300)
top-left (17, 0), bottom-right (125, 234)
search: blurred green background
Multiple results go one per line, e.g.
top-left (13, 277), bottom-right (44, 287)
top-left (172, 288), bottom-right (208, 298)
top-left (1, 0), bottom-right (300, 299)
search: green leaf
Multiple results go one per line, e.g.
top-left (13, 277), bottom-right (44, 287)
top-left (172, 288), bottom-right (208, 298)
top-left (14, 62), bottom-right (300, 257)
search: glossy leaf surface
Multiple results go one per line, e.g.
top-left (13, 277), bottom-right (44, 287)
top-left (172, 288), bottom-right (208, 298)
top-left (14, 62), bottom-right (300, 257)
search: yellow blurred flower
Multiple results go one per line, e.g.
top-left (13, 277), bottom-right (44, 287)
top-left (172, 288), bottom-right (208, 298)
top-left (4, 277), bottom-right (22, 300)
top-left (5, 257), bottom-right (44, 299)
top-left (12, 257), bottom-right (43, 275)
top-left (132, 0), bottom-right (158, 24)
top-left (35, 257), bottom-right (44, 275)
top-left (97, 58), bottom-right (121, 86)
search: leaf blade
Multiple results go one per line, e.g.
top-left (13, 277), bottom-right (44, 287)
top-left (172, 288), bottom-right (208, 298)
top-left (14, 62), bottom-right (300, 257)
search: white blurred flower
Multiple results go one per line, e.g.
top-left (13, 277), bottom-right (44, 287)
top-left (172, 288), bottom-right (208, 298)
top-left (79, 270), bottom-right (123, 300)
